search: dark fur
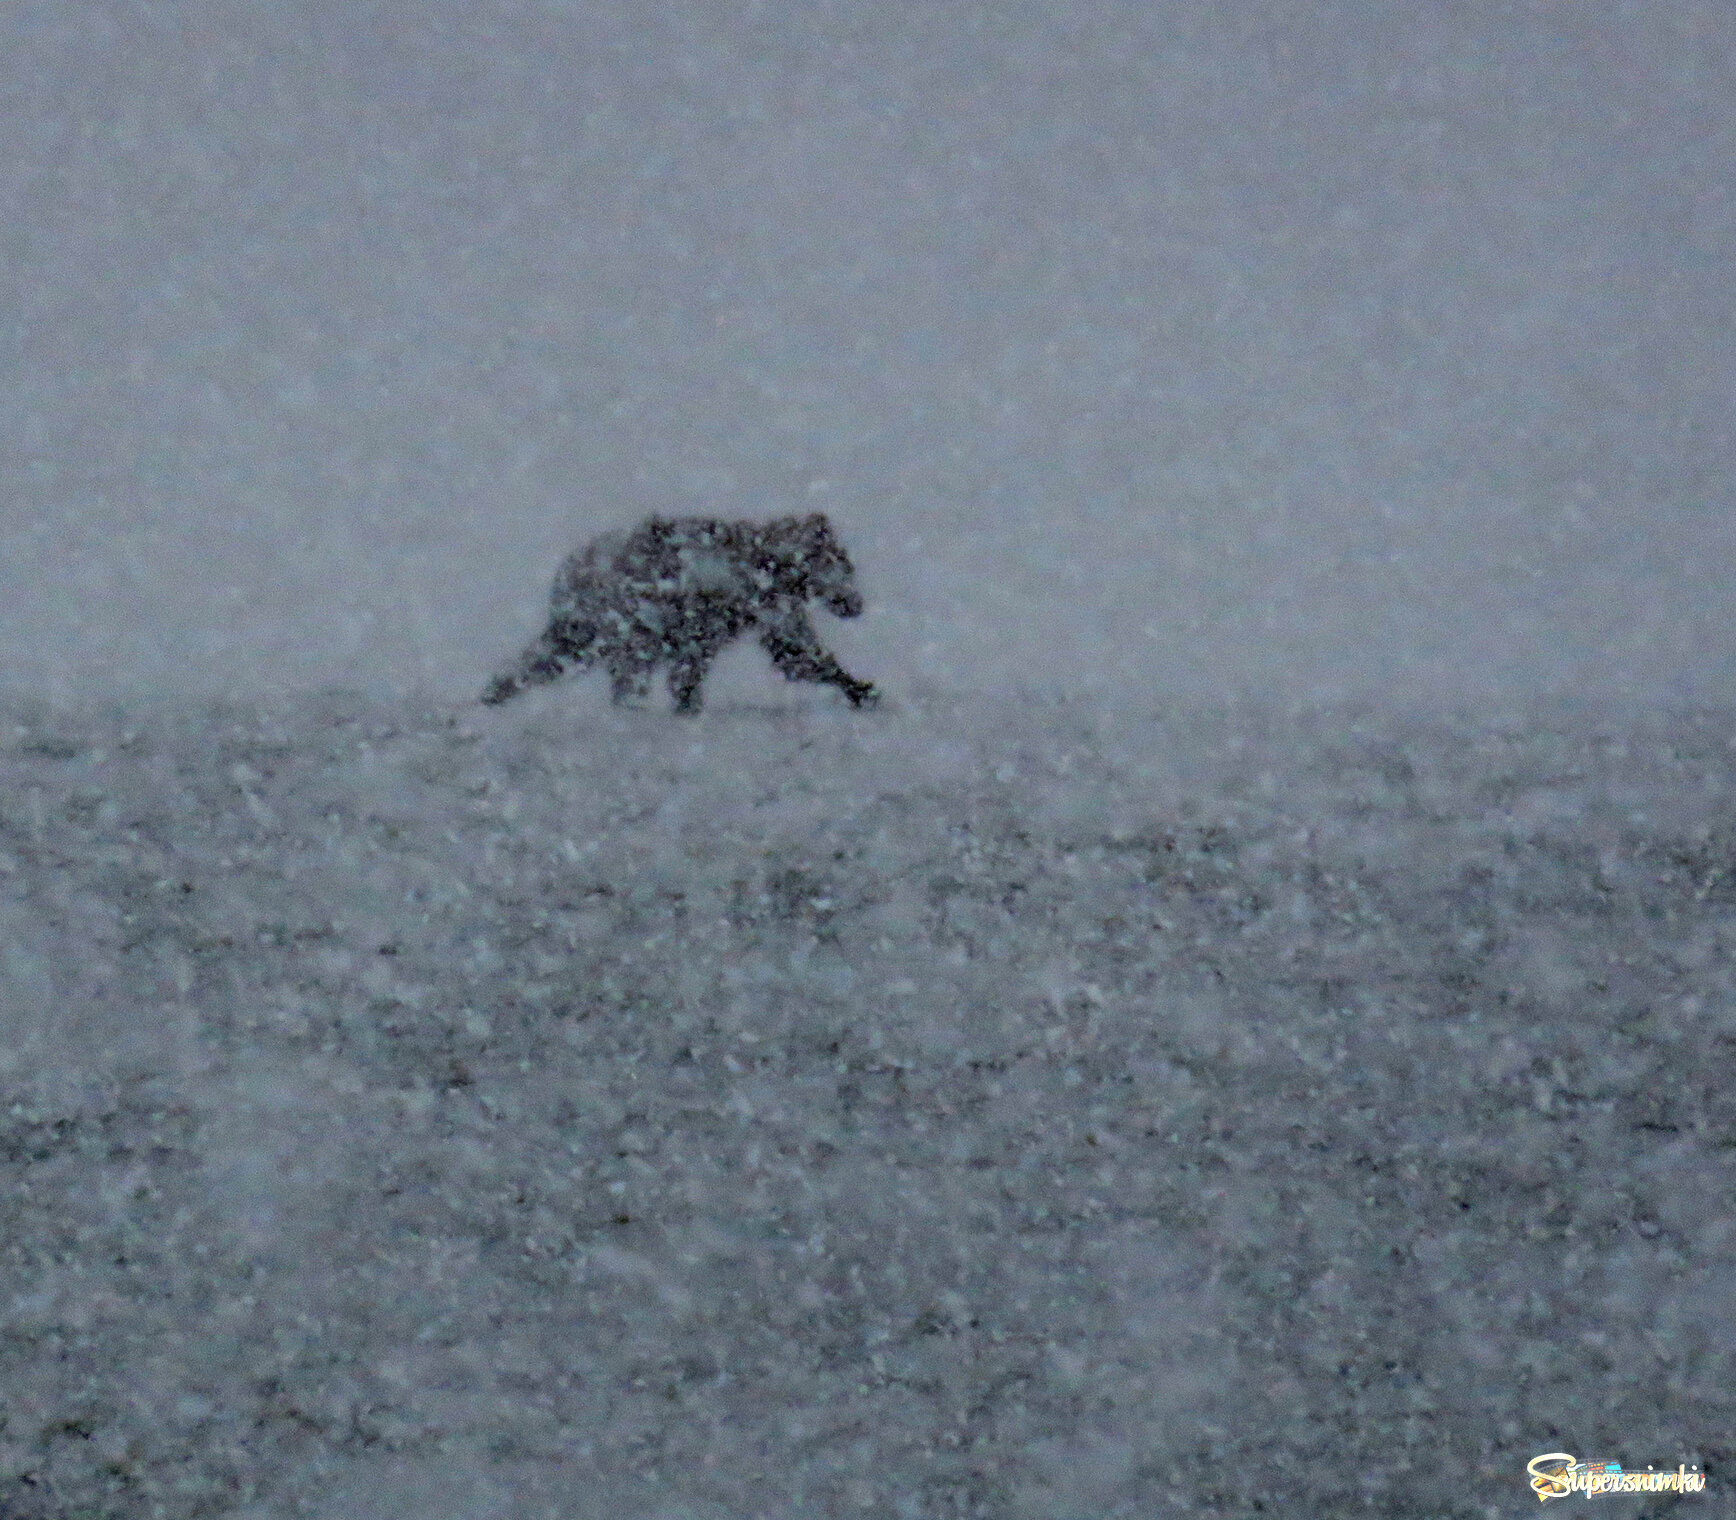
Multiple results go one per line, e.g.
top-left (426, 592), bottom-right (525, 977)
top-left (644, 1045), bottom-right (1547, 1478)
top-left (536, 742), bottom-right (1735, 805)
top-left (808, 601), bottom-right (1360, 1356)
top-left (483, 513), bottom-right (880, 713)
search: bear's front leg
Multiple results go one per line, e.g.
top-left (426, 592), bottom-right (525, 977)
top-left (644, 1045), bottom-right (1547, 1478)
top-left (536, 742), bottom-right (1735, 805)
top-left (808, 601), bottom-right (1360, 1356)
top-left (757, 611), bottom-right (879, 708)
top-left (841, 676), bottom-right (881, 708)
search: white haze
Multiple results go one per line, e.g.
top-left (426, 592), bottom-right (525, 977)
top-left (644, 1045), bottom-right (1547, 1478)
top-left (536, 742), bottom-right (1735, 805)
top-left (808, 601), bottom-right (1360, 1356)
top-left (0, 0), bottom-right (1731, 707)
top-left (1, 8), bottom-right (1734, 1519)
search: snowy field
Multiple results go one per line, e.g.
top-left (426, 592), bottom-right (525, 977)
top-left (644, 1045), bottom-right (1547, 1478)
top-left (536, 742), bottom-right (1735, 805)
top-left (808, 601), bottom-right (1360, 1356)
top-left (1, 686), bottom-right (1732, 1519)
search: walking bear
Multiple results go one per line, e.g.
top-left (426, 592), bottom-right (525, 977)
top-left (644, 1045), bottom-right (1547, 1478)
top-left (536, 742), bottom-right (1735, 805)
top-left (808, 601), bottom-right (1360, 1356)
top-left (482, 513), bottom-right (880, 714)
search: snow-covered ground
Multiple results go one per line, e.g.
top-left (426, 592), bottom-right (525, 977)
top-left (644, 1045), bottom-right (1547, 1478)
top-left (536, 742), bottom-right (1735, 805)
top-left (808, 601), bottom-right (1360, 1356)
top-left (1, 687), bottom-right (1731, 1518)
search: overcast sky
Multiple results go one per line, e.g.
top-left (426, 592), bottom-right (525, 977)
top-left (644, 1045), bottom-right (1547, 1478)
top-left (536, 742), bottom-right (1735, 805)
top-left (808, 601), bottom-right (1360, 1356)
top-left (1, 0), bottom-right (1730, 707)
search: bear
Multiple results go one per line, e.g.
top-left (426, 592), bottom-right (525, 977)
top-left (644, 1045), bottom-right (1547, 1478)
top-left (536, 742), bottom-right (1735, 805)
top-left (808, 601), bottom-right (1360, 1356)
top-left (482, 513), bottom-right (880, 714)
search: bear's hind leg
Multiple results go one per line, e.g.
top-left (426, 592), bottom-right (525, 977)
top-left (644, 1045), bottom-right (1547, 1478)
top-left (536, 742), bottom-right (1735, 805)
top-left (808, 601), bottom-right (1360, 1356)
top-left (482, 624), bottom-right (595, 705)
top-left (667, 650), bottom-right (718, 714)
top-left (607, 654), bottom-right (657, 707)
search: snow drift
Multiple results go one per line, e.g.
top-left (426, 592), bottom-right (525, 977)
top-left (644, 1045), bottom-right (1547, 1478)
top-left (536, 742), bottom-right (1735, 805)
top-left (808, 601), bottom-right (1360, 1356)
top-left (0, 688), bottom-right (1731, 1517)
